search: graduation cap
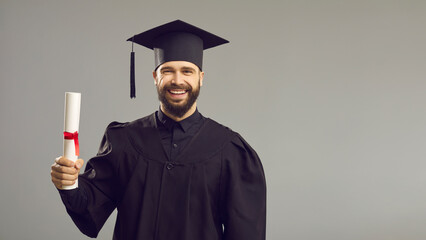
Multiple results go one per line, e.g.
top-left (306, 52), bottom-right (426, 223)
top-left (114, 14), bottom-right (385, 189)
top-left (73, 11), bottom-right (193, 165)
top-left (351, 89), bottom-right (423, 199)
top-left (127, 20), bottom-right (229, 98)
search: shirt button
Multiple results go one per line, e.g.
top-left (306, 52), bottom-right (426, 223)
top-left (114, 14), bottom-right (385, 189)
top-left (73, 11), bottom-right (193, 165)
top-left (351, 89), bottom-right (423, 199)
top-left (173, 143), bottom-right (178, 148)
top-left (166, 163), bottom-right (174, 170)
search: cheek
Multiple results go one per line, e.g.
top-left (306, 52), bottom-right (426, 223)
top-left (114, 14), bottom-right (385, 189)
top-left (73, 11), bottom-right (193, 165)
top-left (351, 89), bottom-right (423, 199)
top-left (189, 77), bottom-right (200, 87)
top-left (156, 77), bottom-right (166, 87)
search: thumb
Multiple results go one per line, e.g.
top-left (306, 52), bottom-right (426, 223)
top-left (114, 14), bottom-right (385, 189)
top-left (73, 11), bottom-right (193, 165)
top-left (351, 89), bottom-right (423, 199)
top-left (75, 158), bottom-right (85, 170)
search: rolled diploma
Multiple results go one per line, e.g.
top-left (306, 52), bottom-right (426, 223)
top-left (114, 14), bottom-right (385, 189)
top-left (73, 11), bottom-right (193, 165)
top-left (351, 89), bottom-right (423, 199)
top-left (62, 92), bottom-right (81, 190)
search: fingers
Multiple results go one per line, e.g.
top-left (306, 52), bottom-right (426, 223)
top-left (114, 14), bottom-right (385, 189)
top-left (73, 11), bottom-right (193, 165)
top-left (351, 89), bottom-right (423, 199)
top-left (51, 161), bottom-right (78, 174)
top-left (75, 158), bottom-right (84, 170)
top-left (51, 156), bottom-right (84, 189)
top-left (51, 170), bottom-right (79, 181)
top-left (52, 157), bottom-right (84, 173)
top-left (51, 176), bottom-right (77, 189)
top-left (55, 156), bottom-right (76, 168)
top-left (51, 171), bottom-right (78, 188)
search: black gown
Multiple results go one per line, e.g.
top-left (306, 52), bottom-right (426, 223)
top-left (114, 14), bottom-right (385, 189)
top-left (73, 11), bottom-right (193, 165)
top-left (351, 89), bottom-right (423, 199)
top-left (60, 113), bottom-right (266, 240)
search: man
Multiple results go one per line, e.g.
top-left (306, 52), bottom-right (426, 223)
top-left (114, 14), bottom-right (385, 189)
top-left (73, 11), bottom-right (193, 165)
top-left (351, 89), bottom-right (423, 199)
top-left (51, 20), bottom-right (266, 240)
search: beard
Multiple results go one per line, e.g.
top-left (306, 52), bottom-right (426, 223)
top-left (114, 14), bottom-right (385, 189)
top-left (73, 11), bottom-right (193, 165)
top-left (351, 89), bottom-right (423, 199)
top-left (157, 79), bottom-right (201, 118)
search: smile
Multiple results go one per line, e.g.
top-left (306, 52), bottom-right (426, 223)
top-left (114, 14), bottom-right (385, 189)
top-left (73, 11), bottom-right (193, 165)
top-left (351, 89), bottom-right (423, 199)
top-left (168, 89), bottom-right (188, 95)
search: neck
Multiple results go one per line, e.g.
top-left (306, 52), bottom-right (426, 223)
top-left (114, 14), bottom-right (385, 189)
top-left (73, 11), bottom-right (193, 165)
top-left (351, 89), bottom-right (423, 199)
top-left (160, 103), bottom-right (197, 122)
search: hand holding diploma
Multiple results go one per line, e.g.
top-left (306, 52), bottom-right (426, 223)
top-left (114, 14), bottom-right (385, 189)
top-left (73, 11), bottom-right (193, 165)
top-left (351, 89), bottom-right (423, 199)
top-left (51, 92), bottom-right (83, 190)
top-left (51, 157), bottom-right (84, 189)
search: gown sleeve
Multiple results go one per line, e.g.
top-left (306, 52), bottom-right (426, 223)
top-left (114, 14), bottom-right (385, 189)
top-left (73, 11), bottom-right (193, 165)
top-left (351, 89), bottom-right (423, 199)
top-left (59, 122), bottom-right (124, 238)
top-left (221, 133), bottom-right (267, 240)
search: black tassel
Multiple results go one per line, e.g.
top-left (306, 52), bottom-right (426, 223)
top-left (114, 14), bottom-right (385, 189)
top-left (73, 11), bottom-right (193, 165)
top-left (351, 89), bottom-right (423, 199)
top-left (130, 51), bottom-right (135, 98)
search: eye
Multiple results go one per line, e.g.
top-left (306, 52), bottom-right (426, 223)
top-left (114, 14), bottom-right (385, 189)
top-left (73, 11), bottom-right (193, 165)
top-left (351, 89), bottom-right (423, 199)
top-left (162, 70), bottom-right (173, 74)
top-left (183, 70), bottom-right (194, 75)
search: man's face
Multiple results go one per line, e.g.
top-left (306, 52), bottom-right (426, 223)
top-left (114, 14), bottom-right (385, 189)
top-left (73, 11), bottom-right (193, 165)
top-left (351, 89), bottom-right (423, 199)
top-left (153, 61), bottom-right (204, 118)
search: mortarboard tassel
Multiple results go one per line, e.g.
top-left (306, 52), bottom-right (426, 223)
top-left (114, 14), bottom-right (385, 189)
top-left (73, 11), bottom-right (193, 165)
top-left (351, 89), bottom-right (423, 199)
top-left (130, 37), bottom-right (136, 98)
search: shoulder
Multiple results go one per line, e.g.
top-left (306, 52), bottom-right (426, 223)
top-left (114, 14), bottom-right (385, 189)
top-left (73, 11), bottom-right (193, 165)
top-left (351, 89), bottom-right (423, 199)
top-left (205, 118), bottom-right (248, 144)
top-left (204, 117), bottom-right (238, 139)
top-left (105, 113), bottom-right (156, 132)
top-left (210, 119), bottom-right (265, 179)
top-left (96, 113), bottom-right (156, 154)
top-left (101, 113), bottom-right (157, 143)
top-left (204, 118), bottom-right (258, 156)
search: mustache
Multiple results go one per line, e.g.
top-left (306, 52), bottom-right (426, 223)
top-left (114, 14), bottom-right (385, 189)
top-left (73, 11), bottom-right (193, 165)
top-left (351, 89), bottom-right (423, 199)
top-left (164, 83), bottom-right (192, 91)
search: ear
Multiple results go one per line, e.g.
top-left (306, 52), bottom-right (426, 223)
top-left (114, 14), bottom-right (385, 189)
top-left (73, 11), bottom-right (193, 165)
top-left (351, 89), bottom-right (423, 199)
top-left (199, 71), bottom-right (204, 87)
top-left (153, 71), bottom-right (158, 85)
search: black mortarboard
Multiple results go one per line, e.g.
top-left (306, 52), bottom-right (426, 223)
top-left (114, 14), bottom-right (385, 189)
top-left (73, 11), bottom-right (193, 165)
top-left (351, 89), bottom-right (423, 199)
top-left (127, 20), bottom-right (229, 98)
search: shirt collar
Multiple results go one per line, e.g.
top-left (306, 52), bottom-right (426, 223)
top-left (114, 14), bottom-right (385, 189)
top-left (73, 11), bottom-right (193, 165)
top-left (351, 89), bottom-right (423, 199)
top-left (157, 108), bottom-right (202, 133)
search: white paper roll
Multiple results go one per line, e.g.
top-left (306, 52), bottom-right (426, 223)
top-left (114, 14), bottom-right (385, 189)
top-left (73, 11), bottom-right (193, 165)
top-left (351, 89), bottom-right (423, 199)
top-left (62, 92), bottom-right (81, 190)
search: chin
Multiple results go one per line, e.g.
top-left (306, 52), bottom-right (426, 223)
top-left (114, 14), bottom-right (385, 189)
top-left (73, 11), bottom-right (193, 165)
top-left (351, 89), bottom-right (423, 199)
top-left (167, 98), bottom-right (188, 106)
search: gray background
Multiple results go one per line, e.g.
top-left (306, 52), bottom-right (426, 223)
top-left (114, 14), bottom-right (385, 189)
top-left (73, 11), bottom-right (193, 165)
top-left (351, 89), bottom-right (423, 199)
top-left (1, 0), bottom-right (426, 239)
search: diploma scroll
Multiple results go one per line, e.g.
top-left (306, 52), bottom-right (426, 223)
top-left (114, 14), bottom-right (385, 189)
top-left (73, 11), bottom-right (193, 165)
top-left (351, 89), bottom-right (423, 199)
top-left (62, 92), bottom-right (81, 190)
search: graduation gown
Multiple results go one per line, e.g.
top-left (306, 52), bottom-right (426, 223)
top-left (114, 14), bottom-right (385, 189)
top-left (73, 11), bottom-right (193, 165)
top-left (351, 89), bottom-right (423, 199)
top-left (61, 113), bottom-right (266, 240)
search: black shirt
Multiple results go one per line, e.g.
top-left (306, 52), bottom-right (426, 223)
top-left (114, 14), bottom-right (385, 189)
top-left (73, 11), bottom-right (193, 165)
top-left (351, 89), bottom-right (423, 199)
top-left (156, 109), bottom-right (205, 161)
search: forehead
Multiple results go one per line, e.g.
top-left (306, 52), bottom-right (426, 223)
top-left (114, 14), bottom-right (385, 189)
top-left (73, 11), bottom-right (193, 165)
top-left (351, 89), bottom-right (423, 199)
top-left (157, 61), bottom-right (199, 71)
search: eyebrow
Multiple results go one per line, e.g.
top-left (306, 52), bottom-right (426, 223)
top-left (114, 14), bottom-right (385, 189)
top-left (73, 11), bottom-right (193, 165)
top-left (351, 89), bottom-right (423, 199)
top-left (181, 66), bottom-right (196, 72)
top-left (160, 66), bottom-right (174, 71)
top-left (160, 66), bottom-right (197, 72)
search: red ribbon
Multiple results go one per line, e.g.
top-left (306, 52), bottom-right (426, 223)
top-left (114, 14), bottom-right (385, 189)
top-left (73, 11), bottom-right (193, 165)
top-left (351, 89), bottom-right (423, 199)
top-left (64, 131), bottom-right (79, 156)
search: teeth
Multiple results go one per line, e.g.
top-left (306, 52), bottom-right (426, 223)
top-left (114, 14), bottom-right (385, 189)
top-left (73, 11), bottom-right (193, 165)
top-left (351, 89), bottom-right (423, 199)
top-left (169, 90), bottom-right (186, 94)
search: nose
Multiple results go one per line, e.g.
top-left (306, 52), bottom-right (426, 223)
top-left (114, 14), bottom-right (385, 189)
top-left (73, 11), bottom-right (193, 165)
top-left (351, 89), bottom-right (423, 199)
top-left (171, 72), bottom-right (185, 85)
